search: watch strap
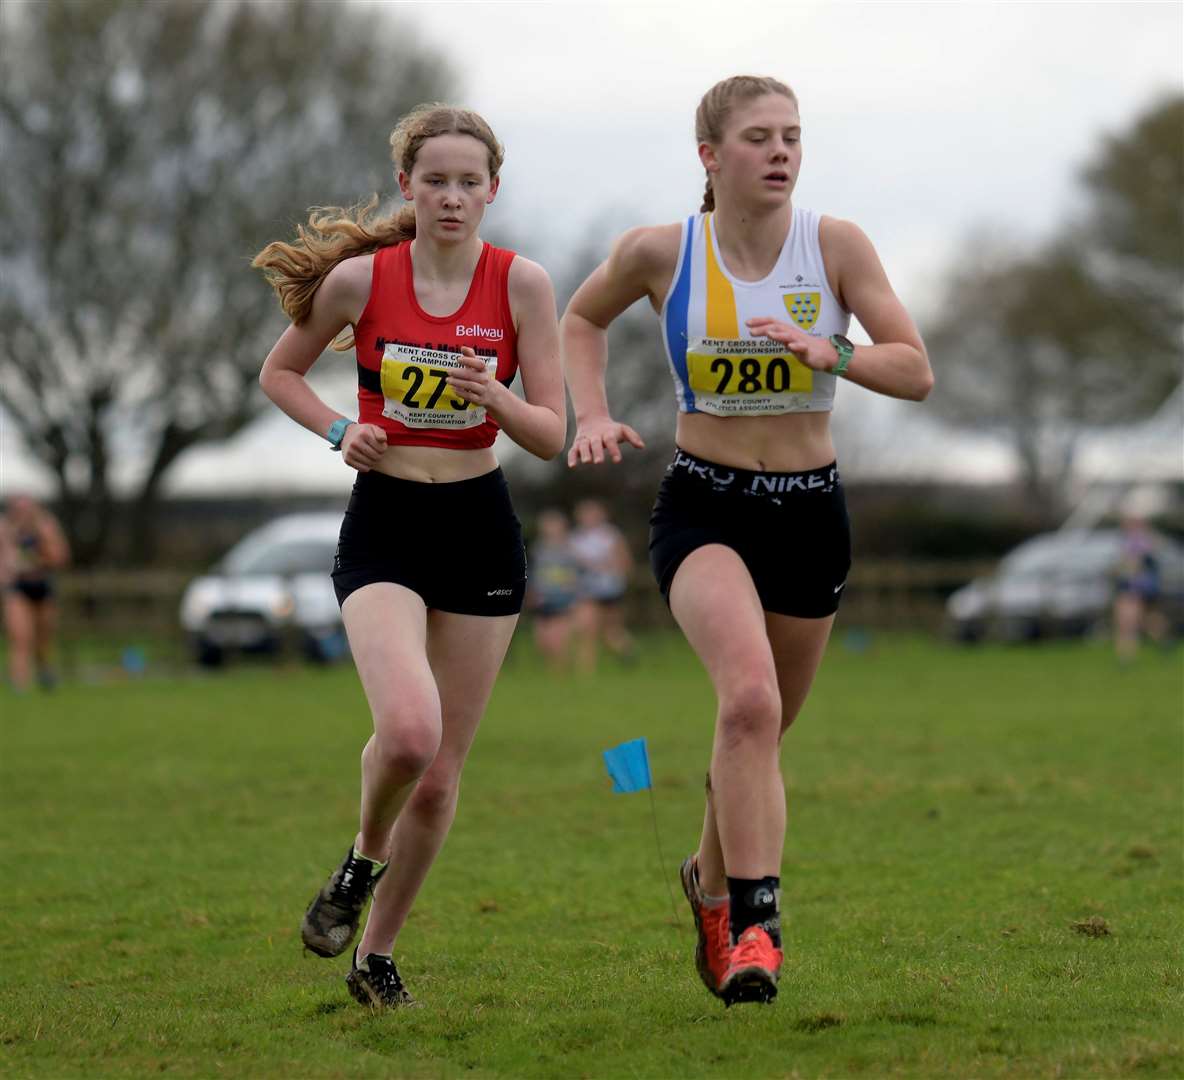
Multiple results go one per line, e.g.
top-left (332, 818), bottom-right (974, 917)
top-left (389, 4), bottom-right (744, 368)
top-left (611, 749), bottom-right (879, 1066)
top-left (829, 335), bottom-right (853, 376)
top-left (327, 418), bottom-right (354, 451)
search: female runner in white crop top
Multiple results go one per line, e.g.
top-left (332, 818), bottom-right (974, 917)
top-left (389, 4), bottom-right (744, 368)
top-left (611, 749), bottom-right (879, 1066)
top-left (562, 75), bottom-right (932, 1006)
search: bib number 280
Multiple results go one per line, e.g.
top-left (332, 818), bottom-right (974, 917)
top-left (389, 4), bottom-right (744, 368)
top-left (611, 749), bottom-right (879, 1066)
top-left (707, 355), bottom-right (797, 394)
top-left (687, 349), bottom-right (812, 396)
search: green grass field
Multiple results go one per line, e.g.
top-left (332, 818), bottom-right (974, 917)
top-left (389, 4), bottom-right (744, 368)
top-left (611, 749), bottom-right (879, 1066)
top-left (1, 634), bottom-right (1181, 1078)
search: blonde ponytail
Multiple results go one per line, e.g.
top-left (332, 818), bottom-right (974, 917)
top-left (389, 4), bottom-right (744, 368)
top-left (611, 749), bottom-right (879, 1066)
top-left (252, 197), bottom-right (415, 348)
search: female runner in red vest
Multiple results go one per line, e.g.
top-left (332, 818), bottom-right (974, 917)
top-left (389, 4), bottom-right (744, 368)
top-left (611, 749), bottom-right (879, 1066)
top-left (253, 105), bottom-right (564, 1008)
top-left (563, 76), bottom-right (932, 1005)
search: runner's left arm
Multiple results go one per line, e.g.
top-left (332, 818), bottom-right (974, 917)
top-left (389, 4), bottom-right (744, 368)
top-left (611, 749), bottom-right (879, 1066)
top-left (0, 522), bottom-right (13, 585)
top-left (447, 257), bottom-right (566, 460)
top-left (746, 218), bottom-right (933, 402)
top-left (39, 511), bottom-right (71, 569)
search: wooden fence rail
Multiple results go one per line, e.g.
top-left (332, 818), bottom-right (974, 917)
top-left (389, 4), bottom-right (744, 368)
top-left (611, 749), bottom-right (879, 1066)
top-left (42, 560), bottom-right (991, 654)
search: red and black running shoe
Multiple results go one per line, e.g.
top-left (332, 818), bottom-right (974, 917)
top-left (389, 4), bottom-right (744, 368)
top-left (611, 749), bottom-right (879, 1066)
top-left (719, 925), bottom-right (783, 1006)
top-left (680, 854), bottom-right (731, 998)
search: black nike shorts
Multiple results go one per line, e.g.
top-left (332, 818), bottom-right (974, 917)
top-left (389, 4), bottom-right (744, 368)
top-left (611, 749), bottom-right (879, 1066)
top-left (649, 447), bottom-right (851, 618)
top-left (332, 467), bottom-right (526, 617)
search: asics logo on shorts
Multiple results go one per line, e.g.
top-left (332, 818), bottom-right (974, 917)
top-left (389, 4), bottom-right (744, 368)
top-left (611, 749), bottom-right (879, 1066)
top-left (486, 588), bottom-right (513, 596)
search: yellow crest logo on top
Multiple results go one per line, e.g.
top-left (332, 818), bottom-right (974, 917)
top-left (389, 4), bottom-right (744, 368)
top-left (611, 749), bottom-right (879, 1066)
top-left (783, 292), bottom-right (820, 330)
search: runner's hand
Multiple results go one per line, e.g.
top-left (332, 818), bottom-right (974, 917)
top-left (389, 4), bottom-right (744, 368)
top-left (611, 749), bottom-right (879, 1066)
top-left (568, 418), bottom-right (645, 467)
top-left (341, 423), bottom-right (387, 472)
top-left (746, 317), bottom-right (842, 372)
top-left (446, 346), bottom-right (504, 407)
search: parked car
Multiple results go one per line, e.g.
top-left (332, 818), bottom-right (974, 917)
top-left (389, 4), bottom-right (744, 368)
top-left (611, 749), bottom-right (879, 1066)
top-left (946, 528), bottom-right (1184, 643)
top-left (179, 512), bottom-right (346, 667)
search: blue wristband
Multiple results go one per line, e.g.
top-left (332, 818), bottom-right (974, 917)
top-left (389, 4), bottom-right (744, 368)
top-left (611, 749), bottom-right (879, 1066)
top-left (327, 418), bottom-right (354, 451)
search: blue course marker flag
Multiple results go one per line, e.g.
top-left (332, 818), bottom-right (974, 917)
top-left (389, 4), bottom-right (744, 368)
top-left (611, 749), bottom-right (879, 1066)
top-left (603, 737), bottom-right (652, 794)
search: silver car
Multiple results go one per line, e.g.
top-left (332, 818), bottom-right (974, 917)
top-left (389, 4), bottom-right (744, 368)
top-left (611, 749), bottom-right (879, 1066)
top-left (179, 512), bottom-right (346, 666)
top-left (946, 528), bottom-right (1184, 642)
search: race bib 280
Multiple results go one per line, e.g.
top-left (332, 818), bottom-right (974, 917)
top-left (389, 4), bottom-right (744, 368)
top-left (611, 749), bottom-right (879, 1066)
top-left (685, 337), bottom-right (814, 416)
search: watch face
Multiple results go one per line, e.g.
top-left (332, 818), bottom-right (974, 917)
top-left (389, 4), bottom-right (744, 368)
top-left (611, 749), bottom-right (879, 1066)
top-left (833, 334), bottom-right (854, 350)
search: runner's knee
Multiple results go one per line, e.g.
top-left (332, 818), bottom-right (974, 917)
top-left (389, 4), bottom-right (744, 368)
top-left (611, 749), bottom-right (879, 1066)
top-left (408, 772), bottom-right (460, 823)
top-left (369, 715), bottom-right (440, 781)
top-left (716, 679), bottom-right (781, 748)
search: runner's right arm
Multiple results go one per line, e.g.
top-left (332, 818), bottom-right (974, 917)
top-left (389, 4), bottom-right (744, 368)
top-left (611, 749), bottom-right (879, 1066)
top-left (561, 225), bottom-right (679, 466)
top-left (259, 256), bottom-right (387, 471)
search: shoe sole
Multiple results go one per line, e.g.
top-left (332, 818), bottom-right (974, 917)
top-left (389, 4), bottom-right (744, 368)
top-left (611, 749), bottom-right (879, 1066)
top-left (301, 905), bottom-right (358, 958)
top-left (345, 970), bottom-right (418, 1009)
top-left (680, 856), bottom-right (723, 999)
top-left (720, 966), bottom-right (778, 1006)
top-left (302, 936), bottom-right (345, 959)
top-left (345, 970), bottom-right (386, 1008)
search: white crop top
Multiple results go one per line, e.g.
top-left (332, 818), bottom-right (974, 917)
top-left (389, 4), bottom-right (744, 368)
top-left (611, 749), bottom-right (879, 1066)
top-left (658, 208), bottom-right (850, 416)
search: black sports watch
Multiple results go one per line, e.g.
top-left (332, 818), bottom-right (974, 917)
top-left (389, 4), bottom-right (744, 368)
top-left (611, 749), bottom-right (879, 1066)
top-left (829, 334), bottom-right (854, 376)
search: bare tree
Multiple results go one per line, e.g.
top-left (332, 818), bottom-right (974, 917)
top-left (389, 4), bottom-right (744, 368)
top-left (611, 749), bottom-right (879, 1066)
top-left (0, 0), bottom-right (451, 563)
top-left (1082, 95), bottom-right (1184, 327)
top-left (924, 95), bottom-right (1183, 510)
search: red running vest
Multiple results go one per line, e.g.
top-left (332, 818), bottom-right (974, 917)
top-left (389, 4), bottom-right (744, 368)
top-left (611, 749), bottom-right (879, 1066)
top-left (353, 241), bottom-right (519, 450)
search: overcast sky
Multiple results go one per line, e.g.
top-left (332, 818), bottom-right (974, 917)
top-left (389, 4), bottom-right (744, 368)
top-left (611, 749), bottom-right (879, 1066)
top-left (391, 0), bottom-right (1182, 311)
top-left (2, 0), bottom-right (1181, 497)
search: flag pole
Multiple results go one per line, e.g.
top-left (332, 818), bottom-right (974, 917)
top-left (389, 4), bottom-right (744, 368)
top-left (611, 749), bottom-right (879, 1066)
top-left (602, 737), bottom-right (681, 928)
top-left (647, 785), bottom-right (681, 928)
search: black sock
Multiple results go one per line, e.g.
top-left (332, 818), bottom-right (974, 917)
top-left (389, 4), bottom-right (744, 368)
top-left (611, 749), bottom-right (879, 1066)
top-left (727, 875), bottom-right (781, 947)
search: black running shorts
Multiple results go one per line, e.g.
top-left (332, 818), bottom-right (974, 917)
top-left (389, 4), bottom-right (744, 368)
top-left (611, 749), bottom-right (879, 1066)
top-left (9, 578), bottom-right (54, 604)
top-left (649, 447), bottom-right (851, 618)
top-left (332, 467), bottom-right (526, 616)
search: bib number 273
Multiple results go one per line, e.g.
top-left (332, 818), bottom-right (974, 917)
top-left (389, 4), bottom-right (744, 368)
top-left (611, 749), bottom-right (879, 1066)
top-left (390, 362), bottom-right (469, 411)
top-left (378, 342), bottom-right (492, 429)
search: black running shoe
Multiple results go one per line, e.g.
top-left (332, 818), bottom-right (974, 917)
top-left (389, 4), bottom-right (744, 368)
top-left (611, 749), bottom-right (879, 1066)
top-left (346, 948), bottom-right (416, 1008)
top-left (301, 846), bottom-right (387, 958)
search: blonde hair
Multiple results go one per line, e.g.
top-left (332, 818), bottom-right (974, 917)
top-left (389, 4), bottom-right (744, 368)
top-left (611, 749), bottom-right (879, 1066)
top-left (695, 76), bottom-right (798, 212)
top-left (252, 104), bottom-right (504, 348)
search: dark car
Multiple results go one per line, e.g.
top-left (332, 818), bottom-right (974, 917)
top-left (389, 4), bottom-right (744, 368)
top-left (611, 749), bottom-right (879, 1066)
top-left (946, 528), bottom-right (1184, 643)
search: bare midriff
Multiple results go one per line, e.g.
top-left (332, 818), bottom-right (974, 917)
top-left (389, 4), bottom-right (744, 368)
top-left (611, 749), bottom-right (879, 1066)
top-left (675, 410), bottom-right (835, 472)
top-left (370, 443), bottom-right (500, 484)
